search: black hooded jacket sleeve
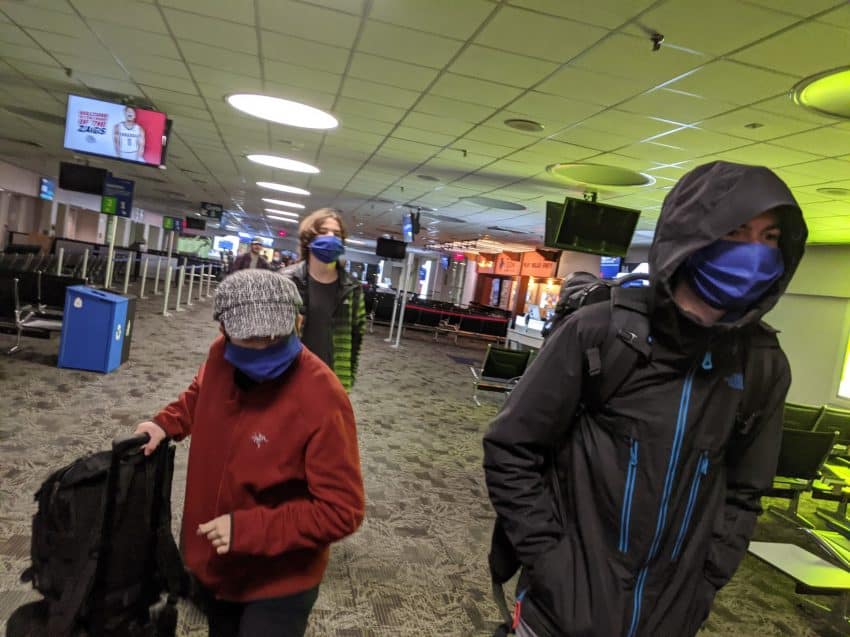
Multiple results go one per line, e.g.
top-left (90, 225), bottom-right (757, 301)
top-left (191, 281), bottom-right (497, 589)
top-left (704, 343), bottom-right (791, 588)
top-left (483, 316), bottom-right (589, 566)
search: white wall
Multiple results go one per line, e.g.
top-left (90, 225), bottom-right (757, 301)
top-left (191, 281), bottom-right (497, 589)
top-left (556, 250), bottom-right (601, 278)
top-left (764, 244), bottom-right (850, 408)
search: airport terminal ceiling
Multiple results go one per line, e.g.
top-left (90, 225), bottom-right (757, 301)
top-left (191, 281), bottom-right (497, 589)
top-left (0, 0), bottom-right (849, 248)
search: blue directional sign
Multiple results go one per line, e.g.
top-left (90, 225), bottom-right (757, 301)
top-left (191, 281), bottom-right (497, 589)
top-left (101, 174), bottom-right (134, 218)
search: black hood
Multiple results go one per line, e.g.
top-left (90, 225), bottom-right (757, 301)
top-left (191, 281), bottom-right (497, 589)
top-left (648, 161), bottom-right (807, 343)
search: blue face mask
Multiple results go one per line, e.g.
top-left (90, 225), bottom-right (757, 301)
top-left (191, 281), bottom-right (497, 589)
top-left (309, 235), bottom-right (345, 263)
top-left (224, 335), bottom-right (303, 383)
top-left (684, 239), bottom-right (784, 311)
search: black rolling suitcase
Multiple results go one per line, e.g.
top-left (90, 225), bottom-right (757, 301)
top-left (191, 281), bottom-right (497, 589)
top-left (6, 433), bottom-right (186, 637)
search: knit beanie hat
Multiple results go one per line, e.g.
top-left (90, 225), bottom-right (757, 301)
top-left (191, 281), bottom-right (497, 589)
top-left (213, 270), bottom-right (302, 339)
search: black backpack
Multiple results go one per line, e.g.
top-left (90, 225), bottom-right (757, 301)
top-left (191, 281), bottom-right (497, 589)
top-left (7, 433), bottom-right (186, 637)
top-left (488, 273), bottom-right (778, 635)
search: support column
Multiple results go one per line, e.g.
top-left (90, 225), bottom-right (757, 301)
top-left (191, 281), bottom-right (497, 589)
top-left (96, 214), bottom-right (108, 244)
top-left (0, 191), bottom-right (11, 250)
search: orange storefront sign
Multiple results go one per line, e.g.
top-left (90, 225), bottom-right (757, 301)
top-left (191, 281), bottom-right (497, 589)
top-left (494, 251), bottom-right (522, 276)
top-left (521, 250), bottom-right (558, 278)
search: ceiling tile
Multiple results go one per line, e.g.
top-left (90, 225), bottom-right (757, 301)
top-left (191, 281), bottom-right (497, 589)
top-left (158, 0), bottom-right (256, 24)
top-left (164, 9), bottom-right (257, 55)
top-left (731, 21), bottom-right (850, 78)
top-left (401, 112), bottom-right (472, 137)
top-left (348, 53), bottom-right (439, 92)
top-left (90, 21), bottom-right (181, 58)
top-left (1, 3), bottom-right (89, 37)
top-left (0, 42), bottom-right (58, 67)
top-left (123, 54), bottom-right (192, 80)
top-left (782, 158), bottom-right (850, 181)
top-left (135, 71), bottom-right (200, 94)
top-left (816, 3), bottom-right (850, 27)
top-left (369, 0), bottom-right (492, 39)
top-left (72, 0), bottom-right (169, 33)
top-left (333, 114), bottom-right (396, 135)
top-left (0, 22), bottom-right (39, 46)
top-left (647, 127), bottom-right (750, 155)
top-left (744, 0), bottom-right (841, 17)
top-left (711, 142), bottom-right (823, 168)
top-left (572, 33), bottom-right (706, 86)
top-left (185, 46), bottom-right (261, 79)
top-left (414, 95), bottom-right (496, 123)
top-left (261, 31), bottom-right (349, 74)
top-left (263, 59), bottom-right (342, 94)
top-left (507, 138), bottom-right (597, 165)
top-left (617, 141), bottom-right (695, 165)
top-left (60, 55), bottom-right (128, 80)
top-left (392, 126), bottom-right (456, 147)
top-left (537, 66), bottom-right (651, 106)
top-left (638, 0), bottom-right (798, 56)
top-left (72, 74), bottom-right (140, 96)
top-left (449, 45), bottom-right (558, 88)
top-left (259, 0), bottom-right (360, 49)
top-left (464, 124), bottom-right (541, 149)
top-left (260, 82), bottom-right (336, 111)
top-left (335, 96), bottom-right (406, 124)
top-left (580, 110), bottom-right (677, 139)
top-left (475, 6), bottom-right (607, 63)
top-left (448, 138), bottom-right (513, 159)
top-left (506, 0), bottom-right (655, 29)
top-left (553, 124), bottom-right (634, 152)
top-left (771, 127), bottom-right (850, 157)
top-left (503, 92), bottom-right (603, 131)
top-left (358, 20), bottom-right (464, 70)
top-left (618, 88), bottom-right (739, 123)
top-left (4, 59), bottom-right (72, 85)
top-left (28, 29), bottom-right (111, 59)
top-left (801, 200), bottom-right (850, 219)
top-left (753, 95), bottom-right (841, 125)
top-left (341, 77), bottom-right (420, 110)
top-left (429, 73), bottom-right (523, 108)
top-left (665, 61), bottom-right (795, 105)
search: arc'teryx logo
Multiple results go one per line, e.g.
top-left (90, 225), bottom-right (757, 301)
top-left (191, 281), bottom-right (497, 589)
top-left (725, 373), bottom-right (744, 391)
top-left (251, 433), bottom-right (268, 448)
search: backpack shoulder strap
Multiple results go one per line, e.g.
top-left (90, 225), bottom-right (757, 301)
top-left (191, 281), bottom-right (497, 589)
top-left (585, 286), bottom-right (652, 408)
top-left (154, 445), bottom-right (187, 600)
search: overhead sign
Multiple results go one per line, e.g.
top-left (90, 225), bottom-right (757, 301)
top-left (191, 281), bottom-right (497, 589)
top-left (494, 251), bottom-right (522, 276)
top-left (101, 174), bottom-right (134, 218)
top-left (521, 250), bottom-right (558, 278)
top-left (200, 201), bottom-right (223, 219)
top-left (162, 216), bottom-right (184, 233)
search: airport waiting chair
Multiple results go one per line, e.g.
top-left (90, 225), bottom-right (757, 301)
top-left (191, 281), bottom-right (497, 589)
top-left (814, 407), bottom-right (850, 454)
top-left (784, 402), bottom-right (823, 431)
top-left (470, 345), bottom-right (531, 406)
top-left (766, 428), bottom-right (839, 528)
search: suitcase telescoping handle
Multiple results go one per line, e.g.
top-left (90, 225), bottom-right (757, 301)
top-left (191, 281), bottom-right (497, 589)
top-left (112, 432), bottom-right (151, 457)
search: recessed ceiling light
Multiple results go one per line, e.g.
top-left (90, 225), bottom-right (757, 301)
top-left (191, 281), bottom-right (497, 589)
top-left (262, 198), bottom-right (305, 209)
top-left (247, 154), bottom-right (319, 174)
top-left (265, 208), bottom-right (300, 217)
top-left (460, 196), bottom-right (527, 211)
top-left (504, 118), bottom-right (544, 132)
top-left (256, 181), bottom-right (310, 196)
top-left (744, 122), bottom-right (764, 129)
top-left (547, 163), bottom-right (655, 187)
top-left (227, 94), bottom-right (338, 130)
top-left (793, 66), bottom-right (850, 119)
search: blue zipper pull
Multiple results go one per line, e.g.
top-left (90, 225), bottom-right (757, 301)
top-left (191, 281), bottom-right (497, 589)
top-left (702, 351), bottom-right (713, 370)
top-left (700, 451), bottom-right (710, 474)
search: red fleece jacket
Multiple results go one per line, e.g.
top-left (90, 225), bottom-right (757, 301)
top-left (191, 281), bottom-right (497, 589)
top-left (153, 336), bottom-right (364, 601)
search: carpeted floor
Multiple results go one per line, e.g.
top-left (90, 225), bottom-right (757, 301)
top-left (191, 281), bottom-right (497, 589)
top-left (0, 284), bottom-right (847, 636)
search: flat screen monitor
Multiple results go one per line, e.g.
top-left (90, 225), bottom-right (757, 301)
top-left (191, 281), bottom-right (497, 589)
top-left (185, 216), bottom-right (206, 231)
top-left (58, 162), bottom-right (107, 195)
top-left (213, 235), bottom-right (240, 253)
top-left (39, 177), bottom-right (55, 201)
top-left (548, 197), bottom-right (641, 258)
top-left (376, 237), bottom-right (406, 260)
top-left (162, 216), bottom-right (184, 233)
top-left (402, 213), bottom-right (414, 243)
top-left (544, 201), bottom-right (563, 248)
top-left (64, 94), bottom-right (169, 167)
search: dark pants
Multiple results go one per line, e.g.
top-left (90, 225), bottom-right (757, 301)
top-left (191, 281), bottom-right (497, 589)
top-left (199, 585), bottom-right (319, 637)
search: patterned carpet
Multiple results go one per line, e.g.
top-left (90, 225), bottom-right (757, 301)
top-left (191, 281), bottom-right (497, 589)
top-left (0, 283), bottom-right (847, 636)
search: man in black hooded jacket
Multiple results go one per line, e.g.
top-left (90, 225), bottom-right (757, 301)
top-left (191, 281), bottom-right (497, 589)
top-left (483, 161), bottom-right (808, 637)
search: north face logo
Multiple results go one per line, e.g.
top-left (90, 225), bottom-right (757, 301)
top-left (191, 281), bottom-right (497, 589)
top-left (725, 373), bottom-right (744, 391)
top-left (251, 433), bottom-right (268, 448)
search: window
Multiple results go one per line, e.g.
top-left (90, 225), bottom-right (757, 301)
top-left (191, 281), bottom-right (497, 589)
top-left (839, 335), bottom-right (850, 400)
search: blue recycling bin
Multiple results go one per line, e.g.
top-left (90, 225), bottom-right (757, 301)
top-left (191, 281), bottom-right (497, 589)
top-left (58, 286), bottom-right (128, 373)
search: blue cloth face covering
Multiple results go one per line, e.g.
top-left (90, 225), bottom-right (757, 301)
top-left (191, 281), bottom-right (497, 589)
top-left (685, 239), bottom-right (784, 311)
top-left (309, 235), bottom-right (345, 263)
top-left (224, 335), bottom-right (303, 382)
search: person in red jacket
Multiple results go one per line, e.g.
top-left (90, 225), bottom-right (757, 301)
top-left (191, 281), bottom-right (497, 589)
top-left (134, 269), bottom-right (364, 637)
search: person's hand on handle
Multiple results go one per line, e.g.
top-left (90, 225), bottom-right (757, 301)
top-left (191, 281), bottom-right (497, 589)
top-left (134, 421), bottom-right (167, 456)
